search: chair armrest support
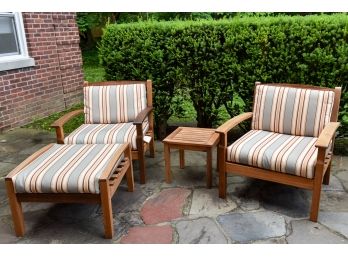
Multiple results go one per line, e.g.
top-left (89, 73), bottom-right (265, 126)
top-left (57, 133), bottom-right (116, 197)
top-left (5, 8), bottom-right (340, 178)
top-left (51, 109), bottom-right (84, 144)
top-left (133, 107), bottom-right (153, 125)
top-left (315, 122), bottom-right (340, 149)
top-left (216, 112), bottom-right (253, 135)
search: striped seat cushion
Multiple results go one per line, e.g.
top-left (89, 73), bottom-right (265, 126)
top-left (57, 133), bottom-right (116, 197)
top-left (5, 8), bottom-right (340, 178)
top-left (227, 130), bottom-right (322, 179)
top-left (84, 84), bottom-right (147, 124)
top-left (12, 144), bottom-right (125, 194)
top-left (64, 120), bottom-right (149, 150)
top-left (252, 84), bottom-right (334, 137)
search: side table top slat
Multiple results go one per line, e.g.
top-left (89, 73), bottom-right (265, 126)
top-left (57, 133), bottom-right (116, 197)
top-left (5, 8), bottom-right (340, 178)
top-left (163, 127), bottom-right (219, 147)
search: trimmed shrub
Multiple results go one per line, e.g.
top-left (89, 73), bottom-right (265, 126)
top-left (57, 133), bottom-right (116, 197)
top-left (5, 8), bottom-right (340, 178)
top-left (99, 14), bottom-right (348, 138)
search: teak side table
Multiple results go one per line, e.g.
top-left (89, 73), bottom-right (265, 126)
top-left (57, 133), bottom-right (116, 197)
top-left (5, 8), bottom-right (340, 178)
top-left (163, 127), bottom-right (220, 188)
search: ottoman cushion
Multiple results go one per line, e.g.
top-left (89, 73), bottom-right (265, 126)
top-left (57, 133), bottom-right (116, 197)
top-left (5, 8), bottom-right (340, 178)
top-left (12, 144), bottom-right (125, 194)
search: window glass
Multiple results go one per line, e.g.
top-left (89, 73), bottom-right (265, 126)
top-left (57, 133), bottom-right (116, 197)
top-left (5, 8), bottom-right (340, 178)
top-left (0, 16), bottom-right (20, 56)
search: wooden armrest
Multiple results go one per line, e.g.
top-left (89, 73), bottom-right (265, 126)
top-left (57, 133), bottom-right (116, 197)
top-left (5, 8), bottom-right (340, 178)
top-left (51, 109), bottom-right (83, 144)
top-left (315, 122), bottom-right (340, 148)
top-left (133, 107), bottom-right (153, 125)
top-left (216, 112), bottom-right (253, 134)
top-left (51, 109), bottom-right (84, 128)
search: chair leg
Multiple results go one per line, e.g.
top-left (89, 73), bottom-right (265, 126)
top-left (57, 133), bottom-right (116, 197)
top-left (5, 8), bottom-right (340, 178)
top-left (310, 149), bottom-right (326, 222)
top-left (100, 181), bottom-right (114, 239)
top-left (125, 147), bottom-right (134, 192)
top-left (179, 149), bottom-right (185, 169)
top-left (218, 146), bottom-right (227, 199)
top-left (6, 180), bottom-right (25, 237)
top-left (219, 167), bottom-right (227, 198)
top-left (149, 133), bottom-right (155, 158)
top-left (138, 154), bottom-right (146, 184)
top-left (310, 182), bottom-right (322, 222)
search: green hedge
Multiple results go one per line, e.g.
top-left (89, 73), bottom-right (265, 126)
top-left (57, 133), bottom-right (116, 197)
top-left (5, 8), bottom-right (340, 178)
top-left (99, 14), bottom-right (348, 139)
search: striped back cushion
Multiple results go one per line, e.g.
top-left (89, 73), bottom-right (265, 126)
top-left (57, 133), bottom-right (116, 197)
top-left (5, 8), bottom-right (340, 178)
top-left (84, 83), bottom-right (147, 124)
top-left (251, 84), bottom-right (335, 137)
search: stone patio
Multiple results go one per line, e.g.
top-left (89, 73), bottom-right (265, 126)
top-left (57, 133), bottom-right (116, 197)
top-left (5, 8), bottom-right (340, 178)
top-left (1, 128), bottom-right (348, 244)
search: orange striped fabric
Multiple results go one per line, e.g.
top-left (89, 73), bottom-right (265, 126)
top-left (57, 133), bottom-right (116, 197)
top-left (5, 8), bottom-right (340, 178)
top-left (84, 83), bottom-right (147, 124)
top-left (12, 144), bottom-right (125, 194)
top-left (252, 85), bottom-right (334, 137)
top-left (227, 130), bottom-right (322, 179)
top-left (64, 120), bottom-right (149, 150)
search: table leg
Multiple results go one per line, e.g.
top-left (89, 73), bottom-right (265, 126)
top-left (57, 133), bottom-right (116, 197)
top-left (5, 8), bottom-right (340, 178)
top-left (216, 147), bottom-right (219, 173)
top-left (179, 149), bottom-right (185, 169)
top-left (164, 143), bottom-right (172, 183)
top-left (206, 149), bottom-right (212, 189)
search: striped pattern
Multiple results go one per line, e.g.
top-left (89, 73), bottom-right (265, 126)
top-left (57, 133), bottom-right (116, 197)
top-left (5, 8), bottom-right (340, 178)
top-left (252, 85), bottom-right (334, 137)
top-left (84, 83), bottom-right (147, 124)
top-left (64, 120), bottom-right (149, 150)
top-left (12, 144), bottom-right (124, 194)
top-left (227, 130), bottom-right (321, 179)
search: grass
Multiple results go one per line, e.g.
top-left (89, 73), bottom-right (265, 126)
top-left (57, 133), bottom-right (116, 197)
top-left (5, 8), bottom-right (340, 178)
top-left (82, 48), bottom-right (105, 82)
top-left (23, 103), bottom-right (84, 134)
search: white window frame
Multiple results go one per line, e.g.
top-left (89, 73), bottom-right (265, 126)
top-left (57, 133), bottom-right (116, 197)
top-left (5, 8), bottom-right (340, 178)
top-left (0, 12), bottom-right (35, 71)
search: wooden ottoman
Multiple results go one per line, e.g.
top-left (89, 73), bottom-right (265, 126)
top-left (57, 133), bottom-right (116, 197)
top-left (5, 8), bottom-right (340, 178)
top-left (5, 143), bottom-right (134, 239)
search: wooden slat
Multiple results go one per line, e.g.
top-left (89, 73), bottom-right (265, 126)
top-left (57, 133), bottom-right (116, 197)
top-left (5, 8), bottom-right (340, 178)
top-left (163, 127), bottom-right (219, 147)
top-left (17, 193), bottom-right (100, 204)
top-left (99, 144), bottom-right (128, 180)
top-left (109, 162), bottom-right (130, 195)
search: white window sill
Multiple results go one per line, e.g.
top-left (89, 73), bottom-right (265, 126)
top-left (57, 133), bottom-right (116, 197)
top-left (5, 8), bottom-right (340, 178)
top-left (0, 55), bottom-right (35, 72)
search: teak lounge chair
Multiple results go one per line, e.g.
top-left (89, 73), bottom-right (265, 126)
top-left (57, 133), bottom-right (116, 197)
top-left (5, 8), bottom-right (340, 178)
top-left (217, 82), bottom-right (341, 221)
top-left (52, 80), bottom-right (155, 184)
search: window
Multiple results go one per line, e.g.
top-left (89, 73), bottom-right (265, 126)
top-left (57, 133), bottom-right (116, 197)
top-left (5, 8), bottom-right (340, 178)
top-left (0, 12), bottom-right (35, 71)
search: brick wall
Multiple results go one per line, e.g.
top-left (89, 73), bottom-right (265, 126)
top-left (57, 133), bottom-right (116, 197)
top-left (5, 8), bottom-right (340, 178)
top-left (0, 12), bottom-right (84, 132)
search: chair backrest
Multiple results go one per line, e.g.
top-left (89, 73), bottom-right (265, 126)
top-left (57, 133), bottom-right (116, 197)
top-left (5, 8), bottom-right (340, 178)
top-left (83, 80), bottom-right (152, 124)
top-left (251, 82), bottom-right (341, 137)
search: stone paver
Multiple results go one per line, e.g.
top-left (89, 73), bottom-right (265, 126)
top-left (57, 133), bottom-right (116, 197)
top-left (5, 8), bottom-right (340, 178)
top-left (319, 212), bottom-right (348, 238)
top-left (0, 201), bottom-right (54, 218)
top-left (111, 184), bottom-right (148, 213)
top-left (253, 237), bottom-right (287, 244)
top-left (320, 191), bottom-right (348, 212)
top-left (1, 128), bottom-right (348, 244)
top-left (189, 188), bottom-right (237, 217)
top-left (120, 225), bottom-right (173, 243)
top-left (332, 156), bottom-right (348, 173)
top-left (228, 179), bottom-right (261, 211)
top-left (0, 162), bottom-right (16, 178)
top-left (287, 219), bottom-right (347, 244)
top-left (114, 212), bottom-right (144, 240)
top-left (176, 217), bottom-right (227, 244)
top-left (162, 165), bottom-right (210, 188)
top-left (260, 182), bottom-right (311, 218)
top-left (0, 216), bottom-right (20, 244)
top-left (0, 179), bottom-right (8, 203)
top-left (322, 175), bottom-right (345, 192)
top-left (217, 211), bottom-right (286, 243)
top-left (336, 170), bottom-right (348, 191)
top-left (141, 188), bottom-right (191, 224)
